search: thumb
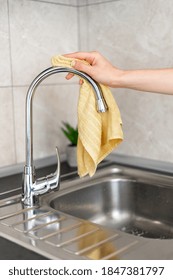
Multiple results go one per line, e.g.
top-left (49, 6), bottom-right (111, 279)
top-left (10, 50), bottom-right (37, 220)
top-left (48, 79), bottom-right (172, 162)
top-left (72, 60), bottom-right (92, 76)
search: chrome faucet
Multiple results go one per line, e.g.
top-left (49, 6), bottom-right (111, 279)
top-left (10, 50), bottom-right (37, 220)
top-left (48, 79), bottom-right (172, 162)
top-left (22, 66), bottom-right (108, 206)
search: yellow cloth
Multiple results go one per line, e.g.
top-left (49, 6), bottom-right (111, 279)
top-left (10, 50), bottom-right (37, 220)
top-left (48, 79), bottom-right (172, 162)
top-left (51, 55), bottom-right (123, 177)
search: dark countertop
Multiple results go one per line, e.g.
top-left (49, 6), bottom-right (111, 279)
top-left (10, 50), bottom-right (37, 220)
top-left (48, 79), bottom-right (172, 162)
top-left (0, 161), bottom-right (76, 193)
top-left (0, 236), bottom-right (48, 260)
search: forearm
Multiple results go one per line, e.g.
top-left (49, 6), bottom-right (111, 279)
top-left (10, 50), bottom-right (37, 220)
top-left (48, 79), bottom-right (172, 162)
top-left (117, 68), bottom-right (173, 95)
top-left (64, 52), bottom-right (173, 95)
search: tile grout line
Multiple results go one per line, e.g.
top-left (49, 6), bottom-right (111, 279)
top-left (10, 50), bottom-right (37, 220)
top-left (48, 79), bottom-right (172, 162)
top-left (86, 0), bottom-right (89, 50)
top-left (77, 3), bottom-right (81, 51)
top-left (27, 0), bottom-right (119, 8)
top-left (27, 0), bottom-right (78, 7)
top-left (7, 0), bottom-right (17, 165)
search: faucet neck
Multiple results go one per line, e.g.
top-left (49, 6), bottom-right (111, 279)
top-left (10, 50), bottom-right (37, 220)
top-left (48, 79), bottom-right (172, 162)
top-left (23, 67), bottom-right (107, 206)
top-left (25, 66), bottom-right (107, 167)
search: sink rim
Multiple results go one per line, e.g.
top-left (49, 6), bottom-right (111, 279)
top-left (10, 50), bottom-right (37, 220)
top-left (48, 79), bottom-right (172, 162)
top-left (42, 162), bottom-right (173, 204)
top-left (42, 163), bottom-right (173, 240)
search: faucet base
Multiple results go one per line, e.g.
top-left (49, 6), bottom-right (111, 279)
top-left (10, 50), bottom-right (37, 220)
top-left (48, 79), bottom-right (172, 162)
top-left (22, 147), bottom-right (60, 206)
top-left (22, 165), bottom-right (37, 206)
top-left (22, 194), bottom-right (39, 207)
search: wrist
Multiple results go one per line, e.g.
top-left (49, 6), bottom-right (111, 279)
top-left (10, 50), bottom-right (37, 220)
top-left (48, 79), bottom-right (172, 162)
top-left (111, 67), bottom-right (127, 88)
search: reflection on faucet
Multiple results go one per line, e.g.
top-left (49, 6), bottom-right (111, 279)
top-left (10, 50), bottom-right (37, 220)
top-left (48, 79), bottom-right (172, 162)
top-left (22, 67), bottom-right (108, 206)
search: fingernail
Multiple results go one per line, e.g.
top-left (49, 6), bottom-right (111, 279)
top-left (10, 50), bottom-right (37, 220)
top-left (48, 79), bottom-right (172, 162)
top-left (71, 60), bottom-right (76, 67)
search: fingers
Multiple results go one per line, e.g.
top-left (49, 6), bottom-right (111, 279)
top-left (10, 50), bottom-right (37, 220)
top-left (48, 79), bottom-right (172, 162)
top-left (65, 61), bottom-right (91, 79)
top-left (65, 73), bottom-right (74, 80)
top-left (72, 60), bottom-right (93, 76)
top-left (64, 51), bottom-right (96, 65)
top-left (64, 51), bottom-right (98, 82)
top-left (65, 72), bottom-right (83, 84)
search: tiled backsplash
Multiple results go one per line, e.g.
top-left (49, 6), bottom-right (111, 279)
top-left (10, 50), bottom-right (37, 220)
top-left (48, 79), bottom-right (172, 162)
top-left (79, 0), bottom-right (173, 163)
top-left (1, 0), bottom-right (173, 168)
top-left (0, 0), bottom-right (79, 167)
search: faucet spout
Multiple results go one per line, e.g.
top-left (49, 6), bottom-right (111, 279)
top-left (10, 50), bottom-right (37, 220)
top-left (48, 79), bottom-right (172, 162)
top-left (22, 66), bottom-right (108, 206)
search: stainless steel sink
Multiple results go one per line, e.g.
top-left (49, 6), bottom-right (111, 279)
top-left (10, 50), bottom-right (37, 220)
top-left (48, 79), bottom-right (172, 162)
top-left (1, 159), bottom-right (173, 259)
top-left (47, 164), bottom-right (173, 240)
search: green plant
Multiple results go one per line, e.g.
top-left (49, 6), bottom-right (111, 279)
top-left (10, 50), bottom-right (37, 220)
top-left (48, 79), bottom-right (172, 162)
top-left (61, 121), bottom-right (78, 146)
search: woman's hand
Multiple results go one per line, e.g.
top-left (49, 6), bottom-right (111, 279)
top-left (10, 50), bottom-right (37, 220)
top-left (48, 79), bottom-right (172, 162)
top-left (64, 51), bottom-right (173, 95)
top-left (64, 51), bottom-right (124, 87)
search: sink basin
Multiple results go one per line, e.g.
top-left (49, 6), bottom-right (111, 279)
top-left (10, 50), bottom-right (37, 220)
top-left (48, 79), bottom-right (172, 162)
top-left (49, 165), bottom-right (173, 240)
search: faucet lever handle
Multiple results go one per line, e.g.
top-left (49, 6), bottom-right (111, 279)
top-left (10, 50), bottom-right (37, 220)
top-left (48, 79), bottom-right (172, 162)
top-left (46, 146), bottom-right (61, 191)
top-left (33, 146), bottom-right (61, 197)
top-left (55, 146), bottom-right (60, 181)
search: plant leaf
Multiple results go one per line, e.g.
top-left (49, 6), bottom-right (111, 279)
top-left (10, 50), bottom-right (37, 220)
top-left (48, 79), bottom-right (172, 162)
top-left (61, 121), bottom-right (78, 145)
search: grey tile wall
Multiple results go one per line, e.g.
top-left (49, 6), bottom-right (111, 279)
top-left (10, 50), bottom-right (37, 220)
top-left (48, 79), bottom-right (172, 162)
top-left (0, 0), bottom-right (79, 166)
top-left (1, 0), bottom-right (173, 168)
top-left (79, 0), bottom-right (173, 162)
